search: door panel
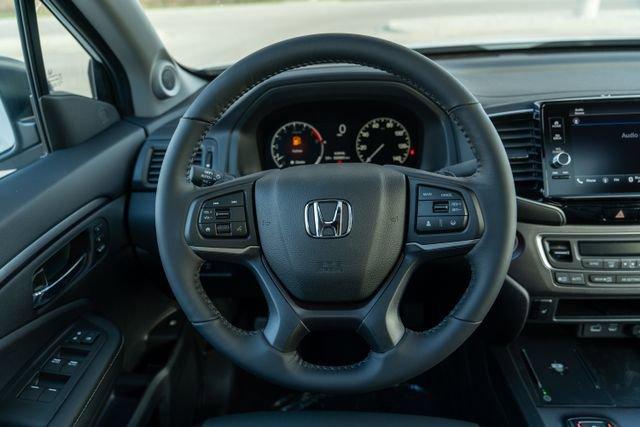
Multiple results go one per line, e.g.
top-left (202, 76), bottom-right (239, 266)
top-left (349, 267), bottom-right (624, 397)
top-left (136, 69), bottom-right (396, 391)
top-left (0, 121), bottom-right (144, 270)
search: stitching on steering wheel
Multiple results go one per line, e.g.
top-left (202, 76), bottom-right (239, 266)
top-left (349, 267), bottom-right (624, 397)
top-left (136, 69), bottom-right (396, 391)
top-left (193, 261), bottom-right (258, 336)
top-left (294, 351), bottom-right (371, 372)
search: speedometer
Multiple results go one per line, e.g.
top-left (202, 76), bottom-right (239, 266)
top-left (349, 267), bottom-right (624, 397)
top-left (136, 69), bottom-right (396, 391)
top-left (355, 117), bottom-right (411, 165)
top-left (270, 121), bottom-right (325, 168)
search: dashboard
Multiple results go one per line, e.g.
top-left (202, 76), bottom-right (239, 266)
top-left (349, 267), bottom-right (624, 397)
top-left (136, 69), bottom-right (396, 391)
top-left (258, 101), bottom-right (421, 169)
top-left (122, 50), bottom-right (640, 426)
top-left (130, 52), bottom-right (640, 313)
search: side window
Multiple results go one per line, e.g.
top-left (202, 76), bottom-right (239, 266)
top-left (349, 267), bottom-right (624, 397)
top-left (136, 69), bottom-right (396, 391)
top-left (36, 2), bottom-right (94, 98)
top-left (0, 2), bottom-right (34, 159)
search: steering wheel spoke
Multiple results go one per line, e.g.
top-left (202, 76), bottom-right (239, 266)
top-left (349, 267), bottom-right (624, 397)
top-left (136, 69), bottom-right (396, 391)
top-left (243, 256), bottom-right (309, 352)
top-left (184, 173), bottom-right (265, 261)
top-left (392, 166), bottom-right (484, 259)
top-left (358, 255), bottom-right (419, 352)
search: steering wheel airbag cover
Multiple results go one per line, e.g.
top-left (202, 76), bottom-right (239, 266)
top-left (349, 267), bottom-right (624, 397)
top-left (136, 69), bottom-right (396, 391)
top-left (256, 163), bottom-right (405, 302)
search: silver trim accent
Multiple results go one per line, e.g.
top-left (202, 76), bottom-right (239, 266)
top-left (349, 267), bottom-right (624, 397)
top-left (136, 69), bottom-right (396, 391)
top-left (553, 317), bottom-right (640, 323)
top-left (189, 245), bottom-right (260, 255)
top-left (406, 239), bottom-right (480, 252)
top-left (0, 198), bottom-right (107, 284)
top-left (535, 232), bottom-right (640, 288)
top-left (487, 108), bottom-right (534, 118)
top-left (33, 254), bottom-right (87, 305)
top-left (304, 199), bottom-right (353, 239)
top-left (535, 94), bottom-right (640, 105)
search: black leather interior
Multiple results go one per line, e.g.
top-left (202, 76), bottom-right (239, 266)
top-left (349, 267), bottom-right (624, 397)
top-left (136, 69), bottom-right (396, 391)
top-left (156, 33), bottom-right (516, 393)
top-left (202, 411), bottom-right (478, 427)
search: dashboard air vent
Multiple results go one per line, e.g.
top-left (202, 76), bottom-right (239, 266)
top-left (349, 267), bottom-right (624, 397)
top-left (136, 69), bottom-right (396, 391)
top-left (490, 110), bottom-right (543, 199)
top-left (146, 148), bottom-right (166, 184)
top-left (146, 145), bottom-right (203, 185)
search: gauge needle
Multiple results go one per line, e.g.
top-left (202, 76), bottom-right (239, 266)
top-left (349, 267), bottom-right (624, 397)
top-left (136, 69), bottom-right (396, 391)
top-left (366, 144), bottom-right (384, 163)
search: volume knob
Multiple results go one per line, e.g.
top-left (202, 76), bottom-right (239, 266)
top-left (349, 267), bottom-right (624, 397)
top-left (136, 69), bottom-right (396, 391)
top-left (552, 151), bottom-right (571, 168)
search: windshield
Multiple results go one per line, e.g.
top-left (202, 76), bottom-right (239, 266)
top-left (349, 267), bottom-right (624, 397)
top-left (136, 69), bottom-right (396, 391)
top-left (140, 0), bottom-right (640, 70)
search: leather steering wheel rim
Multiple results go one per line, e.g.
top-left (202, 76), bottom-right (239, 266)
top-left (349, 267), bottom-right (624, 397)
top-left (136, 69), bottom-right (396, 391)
top-left (156, 33), bottom-right (516, 393)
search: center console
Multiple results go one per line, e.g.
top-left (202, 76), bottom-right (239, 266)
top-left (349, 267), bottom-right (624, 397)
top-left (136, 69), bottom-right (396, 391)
top-left (499, 97), bottom-right (640, 426)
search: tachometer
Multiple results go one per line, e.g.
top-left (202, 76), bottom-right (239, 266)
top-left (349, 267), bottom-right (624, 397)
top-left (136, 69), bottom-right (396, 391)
top-left (355, 117), bottom-right (411, 164)
top-left (270, 121), bottom-right (325, 168)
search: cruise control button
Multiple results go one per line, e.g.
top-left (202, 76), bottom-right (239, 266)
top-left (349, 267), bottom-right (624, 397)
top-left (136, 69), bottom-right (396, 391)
top-left (590, 274), bottom-right (614, 284)
top-left (449, 199), bottom-right (466, 215)
top-left (222, 192), bottom-right (244, 207)
top-left (582, 259), bottom-right (603, 269)
top-left (417, 186), bottom-right (460, 201)
top-left (432, 201), bottom-right (450, 214)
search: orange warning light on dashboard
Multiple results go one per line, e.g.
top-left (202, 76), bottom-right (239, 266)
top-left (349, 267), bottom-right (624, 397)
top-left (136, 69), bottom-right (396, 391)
top-left (292, 135), bottom-right (302, 147)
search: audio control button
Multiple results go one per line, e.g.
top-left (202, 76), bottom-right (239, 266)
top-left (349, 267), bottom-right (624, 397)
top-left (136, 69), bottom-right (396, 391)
top-left (551, 151), bottom-right (571, 168)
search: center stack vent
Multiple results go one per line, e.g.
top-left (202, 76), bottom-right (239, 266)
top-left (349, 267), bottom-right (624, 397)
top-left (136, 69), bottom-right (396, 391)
top-left (490, 110), bottom-right (543, 199)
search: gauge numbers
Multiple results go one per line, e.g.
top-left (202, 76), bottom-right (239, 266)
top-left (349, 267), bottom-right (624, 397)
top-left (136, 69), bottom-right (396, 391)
top-left (355, 117), bottom-right (411, 165)
top-left (270, 121), bottom-right (325, 168)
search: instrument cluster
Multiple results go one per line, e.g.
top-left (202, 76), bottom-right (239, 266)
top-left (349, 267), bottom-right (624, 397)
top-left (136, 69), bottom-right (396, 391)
top-left (260, 101), bottom-right (421, 169)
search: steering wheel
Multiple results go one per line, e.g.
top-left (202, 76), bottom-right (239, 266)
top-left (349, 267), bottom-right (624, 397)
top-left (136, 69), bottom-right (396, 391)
top-left (156, 34), bottom-right (516, 393)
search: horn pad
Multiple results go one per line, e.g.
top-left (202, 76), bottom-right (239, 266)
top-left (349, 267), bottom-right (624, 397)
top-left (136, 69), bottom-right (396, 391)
top-left (255, 163), bottom-right (406, 303)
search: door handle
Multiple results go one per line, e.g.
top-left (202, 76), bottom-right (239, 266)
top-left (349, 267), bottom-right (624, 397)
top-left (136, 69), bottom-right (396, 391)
top-left (32, 253), bottom-right (87, 307)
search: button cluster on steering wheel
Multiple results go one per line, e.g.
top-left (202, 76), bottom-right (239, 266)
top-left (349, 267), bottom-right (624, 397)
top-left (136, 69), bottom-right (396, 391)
top-left (198, 192), bottom-right (248, 238)
top-left (416, 185), bottom-right (468, 233)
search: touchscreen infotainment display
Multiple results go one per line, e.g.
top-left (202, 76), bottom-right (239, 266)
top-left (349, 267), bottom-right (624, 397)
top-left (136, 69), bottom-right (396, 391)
top-left (542, 99), bottom-right (640, 198)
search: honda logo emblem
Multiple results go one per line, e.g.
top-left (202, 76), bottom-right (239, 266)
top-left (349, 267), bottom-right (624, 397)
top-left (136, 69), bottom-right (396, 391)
top-left (304, 200), bottom-right (352, 238)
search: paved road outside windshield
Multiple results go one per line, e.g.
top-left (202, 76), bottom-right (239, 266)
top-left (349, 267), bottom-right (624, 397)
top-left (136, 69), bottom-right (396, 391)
top-left (0, 0), bottom-right (639, 138)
